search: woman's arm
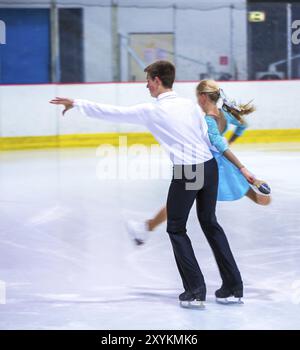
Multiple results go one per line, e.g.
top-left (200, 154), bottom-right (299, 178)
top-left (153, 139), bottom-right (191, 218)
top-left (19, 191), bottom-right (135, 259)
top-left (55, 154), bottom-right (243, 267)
top-left (205, 116), bottom-right (255, 183)
top-left (228, 133), bottom-right (241, 144)
top-left (228, 125), bottom-right (247, 144)
top-left (205, 116), bottom-right (228, 153)
top-left (223, 149), bottom-right (255, 183)
top-left (223, 109), bottom-right (248, 145)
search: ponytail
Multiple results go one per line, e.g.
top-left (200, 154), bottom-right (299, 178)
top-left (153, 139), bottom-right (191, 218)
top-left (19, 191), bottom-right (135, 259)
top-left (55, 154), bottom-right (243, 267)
top-left (196, 81), bottom-right (256, 124)
top-left (220, 89), bottom-right (255, 124)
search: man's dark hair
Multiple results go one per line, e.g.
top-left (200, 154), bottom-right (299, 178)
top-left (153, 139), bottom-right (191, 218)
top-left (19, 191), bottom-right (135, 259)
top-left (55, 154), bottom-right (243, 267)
top-left (144, 60), bottom-right (175, 88)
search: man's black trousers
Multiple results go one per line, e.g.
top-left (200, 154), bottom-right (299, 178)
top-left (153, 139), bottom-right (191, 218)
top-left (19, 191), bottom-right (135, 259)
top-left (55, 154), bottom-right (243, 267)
top-left (166, 157), bottom-right (242, 296)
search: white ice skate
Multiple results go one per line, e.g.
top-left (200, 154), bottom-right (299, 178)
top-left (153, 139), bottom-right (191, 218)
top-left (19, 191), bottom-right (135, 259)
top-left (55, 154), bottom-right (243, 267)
top-left (126, 220), bottom-right (150, 246)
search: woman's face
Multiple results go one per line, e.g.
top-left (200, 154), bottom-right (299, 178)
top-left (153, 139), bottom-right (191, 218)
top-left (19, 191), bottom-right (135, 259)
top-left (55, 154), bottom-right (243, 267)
top-left (196, 92), bottom-right (206, 110)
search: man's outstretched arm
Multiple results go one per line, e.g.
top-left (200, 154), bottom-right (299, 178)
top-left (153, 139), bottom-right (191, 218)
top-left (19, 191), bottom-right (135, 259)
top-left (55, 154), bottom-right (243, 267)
top-left (49, 97), bottom-right (154, 125)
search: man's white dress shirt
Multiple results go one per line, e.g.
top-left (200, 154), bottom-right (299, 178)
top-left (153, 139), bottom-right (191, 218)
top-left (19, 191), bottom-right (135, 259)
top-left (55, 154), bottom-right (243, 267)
top-left (74, 91), bottom-right (213, 165)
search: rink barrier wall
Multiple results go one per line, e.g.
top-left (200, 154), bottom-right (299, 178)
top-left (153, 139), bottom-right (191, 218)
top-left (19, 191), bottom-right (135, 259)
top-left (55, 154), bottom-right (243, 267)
top-left (0, 80), bottom-right (300, 150)
top-left (0, 129), bottom-right (300, 151)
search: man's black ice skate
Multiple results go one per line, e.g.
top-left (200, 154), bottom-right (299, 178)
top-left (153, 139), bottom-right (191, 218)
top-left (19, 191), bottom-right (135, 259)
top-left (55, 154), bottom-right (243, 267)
top-left (179, 287), bottom-right (206, 309)
top-left (215, 283), bottom-right (244, 305)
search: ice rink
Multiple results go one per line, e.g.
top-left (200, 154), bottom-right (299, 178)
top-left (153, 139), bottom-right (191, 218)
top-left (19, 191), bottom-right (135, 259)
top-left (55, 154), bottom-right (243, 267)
top-left (0, 144), bottom-right (299, 330)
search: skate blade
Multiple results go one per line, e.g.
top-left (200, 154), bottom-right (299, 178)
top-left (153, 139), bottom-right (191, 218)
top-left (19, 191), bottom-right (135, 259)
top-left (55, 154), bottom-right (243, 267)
top-left (180, 300), bottom-right (205, 309)
top-left (134, 238), bottom-right (145, 246)
top-left (216, 297), bottom-right (244, 305)
top-left (125, 221), bottom-right (145, 246)
top-left (250, 183), bottom-right (271, 196)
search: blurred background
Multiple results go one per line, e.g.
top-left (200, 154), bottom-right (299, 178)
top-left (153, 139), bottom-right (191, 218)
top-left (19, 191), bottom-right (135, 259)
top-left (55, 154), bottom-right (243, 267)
top-left (1, 0), bottom-right (300, 84)
top-left (0, 0), bottom-right (300, 148)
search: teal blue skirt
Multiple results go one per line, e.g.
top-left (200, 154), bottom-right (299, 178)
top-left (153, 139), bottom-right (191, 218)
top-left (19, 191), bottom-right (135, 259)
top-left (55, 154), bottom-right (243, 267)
top-left (212, 150), bottom-right (250, 201)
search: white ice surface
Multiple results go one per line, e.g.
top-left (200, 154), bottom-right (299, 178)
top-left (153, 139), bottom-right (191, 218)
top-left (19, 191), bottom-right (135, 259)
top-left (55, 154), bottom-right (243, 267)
top-left (0, 146), bottom-right (299, 330)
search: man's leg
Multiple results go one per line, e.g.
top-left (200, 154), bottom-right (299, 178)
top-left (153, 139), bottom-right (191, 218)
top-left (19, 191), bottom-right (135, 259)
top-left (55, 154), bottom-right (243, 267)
top-left (167, 179), bottom-right (206, 297)
top-left (196, 158), bottom-right (242, 287)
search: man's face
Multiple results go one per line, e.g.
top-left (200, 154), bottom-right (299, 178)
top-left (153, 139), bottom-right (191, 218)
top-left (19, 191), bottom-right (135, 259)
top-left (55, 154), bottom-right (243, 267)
top-left (146, 74), bottom-right (160, 97)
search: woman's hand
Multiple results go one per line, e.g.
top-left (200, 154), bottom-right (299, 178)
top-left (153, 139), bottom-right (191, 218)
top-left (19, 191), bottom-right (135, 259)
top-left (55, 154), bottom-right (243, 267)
top-left (240, 167), bottom-right (255, 184)
top-left (49, 97), bottom-right (74, 115)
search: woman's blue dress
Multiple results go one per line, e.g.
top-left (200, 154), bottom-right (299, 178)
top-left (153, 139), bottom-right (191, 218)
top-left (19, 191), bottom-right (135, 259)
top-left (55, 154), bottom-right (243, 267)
top-left (205, 109), bottom-right (250, 201)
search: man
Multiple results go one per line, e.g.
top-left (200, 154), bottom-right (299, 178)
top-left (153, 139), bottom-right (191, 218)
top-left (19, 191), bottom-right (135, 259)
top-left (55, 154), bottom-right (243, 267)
top-left (50, 60), bottom-right (243, 307)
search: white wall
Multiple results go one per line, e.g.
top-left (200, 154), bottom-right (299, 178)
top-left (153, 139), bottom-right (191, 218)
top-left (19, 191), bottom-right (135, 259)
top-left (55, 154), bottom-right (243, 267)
top-left (0, 80), bottom-right (299, 138)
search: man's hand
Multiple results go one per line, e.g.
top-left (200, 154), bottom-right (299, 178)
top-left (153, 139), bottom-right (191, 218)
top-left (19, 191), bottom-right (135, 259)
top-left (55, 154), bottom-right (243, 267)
top-left (49, 97), bottom-right (74, 115)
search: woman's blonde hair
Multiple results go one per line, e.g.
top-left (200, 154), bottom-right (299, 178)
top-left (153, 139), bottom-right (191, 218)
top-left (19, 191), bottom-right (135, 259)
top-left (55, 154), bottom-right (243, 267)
top-left (196, 80), bottom-right (220, 103)
top-left (196, 79), bottom-right (255, 123)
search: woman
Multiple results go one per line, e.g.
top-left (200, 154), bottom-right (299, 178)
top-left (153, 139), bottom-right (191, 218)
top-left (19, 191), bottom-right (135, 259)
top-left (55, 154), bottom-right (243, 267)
top-left (127, 80), bottom-right (271, 245)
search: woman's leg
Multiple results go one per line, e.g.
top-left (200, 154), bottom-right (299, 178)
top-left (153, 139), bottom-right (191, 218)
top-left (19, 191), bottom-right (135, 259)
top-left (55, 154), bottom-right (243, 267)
top-left (246, 188), bottom-right (271, 206)
top-left (147, 206), bottom-right (167, 231)
top-left (126, 207), bottom-right (167, 245)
